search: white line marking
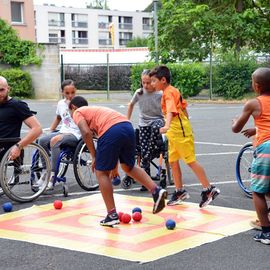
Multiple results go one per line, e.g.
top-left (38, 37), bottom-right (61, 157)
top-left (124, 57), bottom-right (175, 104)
top-left (45, 179), bottom-right (242, 198)
top-left (195, 141), bottom-right (243, 147)
top-left (196, 152), bottom-right (238, 156)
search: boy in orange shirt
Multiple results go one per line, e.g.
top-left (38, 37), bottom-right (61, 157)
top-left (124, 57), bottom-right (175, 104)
top-left (149, 65), bottom-right (220, 207)
top-left (69, 96), bottom-right (167, 226)
top-left (232, 67), bottom-right (270, 244)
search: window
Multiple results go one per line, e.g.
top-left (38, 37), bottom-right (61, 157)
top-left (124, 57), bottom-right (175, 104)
top-left (11, 1), bottom-right (24, 23)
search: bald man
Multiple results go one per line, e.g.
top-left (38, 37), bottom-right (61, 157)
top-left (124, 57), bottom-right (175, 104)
top-left (232, 67), bottom-right (270, 245)
top-left (0, 76), bottom-right (42, 160)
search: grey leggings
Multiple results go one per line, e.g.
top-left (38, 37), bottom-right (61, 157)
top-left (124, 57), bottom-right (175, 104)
top-left (38, 132), bottom-right (78, 172)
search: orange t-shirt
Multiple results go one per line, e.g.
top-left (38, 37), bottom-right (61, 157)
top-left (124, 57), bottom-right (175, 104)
top-left (73, 106), bottom-right (129, 138)
top-left (161, 85), bottom-right (187, 116)
top-left (254, 95), bottom-right (270, 146)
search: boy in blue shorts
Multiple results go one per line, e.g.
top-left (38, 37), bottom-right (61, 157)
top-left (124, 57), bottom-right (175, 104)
top-left (232, 67), bottom-right (270, 244)
top-left (69, 96), bottom-right (167, 226)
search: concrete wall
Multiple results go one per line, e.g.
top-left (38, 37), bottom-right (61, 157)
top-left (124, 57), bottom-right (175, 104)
top-left (23, 43), bottom-right (60, 99)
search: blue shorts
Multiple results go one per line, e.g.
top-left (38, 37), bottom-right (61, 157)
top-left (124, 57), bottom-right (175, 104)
top-left (251, 140), bottom-right (270, 194)
top-left (95, 122), bottom-right (135, 171)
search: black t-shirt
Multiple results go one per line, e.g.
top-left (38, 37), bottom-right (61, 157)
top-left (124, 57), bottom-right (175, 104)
top-left (0, 98), bottom-right (33, 138)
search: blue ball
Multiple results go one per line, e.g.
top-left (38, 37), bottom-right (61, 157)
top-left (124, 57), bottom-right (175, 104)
top-left (166, 219), bottom-right (176, 230)
top-left (3, 202), bottom-right (13, 212)
top-left (132, 207), bottom-right (142, 214)
top-left (112, 176), bottom-right (121, 186)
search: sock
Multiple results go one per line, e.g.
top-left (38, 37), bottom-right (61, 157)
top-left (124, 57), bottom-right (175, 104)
top-left (176, 188), bottom-right (184, 192)
top-left (203, 185), bottom-right (212, 191)
top-left (108, 208), bottom-right (116, 215)
top-left (262, 226), bottom-right (270, 233)
top-left (151, 185), bottom-right (159, 194)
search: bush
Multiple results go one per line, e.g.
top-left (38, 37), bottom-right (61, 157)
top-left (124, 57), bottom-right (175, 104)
top-left (213, 58), bottom-right (258, 99)
top-left (0, 69), bottom-right (33, 98)
top-left (131, 62), bottom-right (207, 98)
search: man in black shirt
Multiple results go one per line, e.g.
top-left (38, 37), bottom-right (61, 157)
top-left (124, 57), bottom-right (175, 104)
top-left (0, 76), bottom-right (42, 160)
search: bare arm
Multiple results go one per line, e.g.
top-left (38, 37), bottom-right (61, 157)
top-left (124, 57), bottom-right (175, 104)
top-left (232, 99), bottom-right (259, 133)
top-left (9, 116), bottom-right (42, 159)
top-left (77, 119), bottom-right (96, 158)
top-left (127, 102), bottom-right (134, 120)
top-left (50, 115), bottom-right (61, 131)
top-left (160, 112), bottom-right (173, 134)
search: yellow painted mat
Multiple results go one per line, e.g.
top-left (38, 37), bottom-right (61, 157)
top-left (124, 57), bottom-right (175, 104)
top-left (0, 194), bottom-right (255, 262)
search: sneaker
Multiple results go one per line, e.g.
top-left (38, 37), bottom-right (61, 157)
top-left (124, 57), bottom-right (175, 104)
top-left (100, 212), bottom-right (120, 227)
top-left (167, 189), bottom-right (190, 206)
top-left (32, 178), bottom-right (44, 189)
top-left (45, 181), bottom-right (54, 191)
top-left (253, 231), bottom-right (270, 245)
top-left (152, 187), bottom-right (168, 214)
top-left (250, 219), bottom-right (262, 230)
top-left (199, 185), bottom-right (220, 208)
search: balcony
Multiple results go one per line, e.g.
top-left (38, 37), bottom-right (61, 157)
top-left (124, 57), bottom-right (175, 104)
top-left (48, 20), bottom-right (65, 27)
top-left (118, 23), bottom-right (133, 30)
top-left (99, 39), bottom-right (112, 46)
top-left (98, 22), bottom-right (109, 29)
top-left (49, 37), bottom-right (66, 44)
top-left (143, 24), bottom-right (152, 31)
top-left (72, 21), bottom-right (88, 28)
top-left (72, 38), bottom-right (88, 45)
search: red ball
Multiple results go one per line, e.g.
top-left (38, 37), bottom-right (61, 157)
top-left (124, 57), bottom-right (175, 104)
top-left (132, 212), bottom-right (142, 222)
top-left (53, 200), bottom-right (63, 210)
top-left (122, 213), bottom-right (131, 224)
top-left (118, 211), bottom-right (124, 222)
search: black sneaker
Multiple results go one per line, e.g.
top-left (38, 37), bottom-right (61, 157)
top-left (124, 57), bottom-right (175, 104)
top-left (167, 189), bottom-right (190, 206)
top-left (152, 187), bottom-right (168, 214)
top-left (100, 213), bottom-right (120, 227)
top-left (199, 185), bottom-right (220, 208)
top-left (253, 232), bottom-right (270, 245)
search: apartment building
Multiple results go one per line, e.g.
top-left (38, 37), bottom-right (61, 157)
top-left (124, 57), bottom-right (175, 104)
top-left (0, 0), bottom-right (35, 41)
top-left (34, 4), bottom-right (153, 49)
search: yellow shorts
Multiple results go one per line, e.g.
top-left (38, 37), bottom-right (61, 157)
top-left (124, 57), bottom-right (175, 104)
top-left (168, 135), bottom-right (196, 164)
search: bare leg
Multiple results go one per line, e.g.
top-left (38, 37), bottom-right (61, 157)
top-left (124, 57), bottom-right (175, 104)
top-left (96, 170), bottom-right (116, 212)
top-left (121, 164), bottom-right (156, 192)
top-left (253, 192), bottom-right (270, 227)
top-left (170, 161), bottom-right (183, 189)
top-left (188, 161), bottom-right (210, 188)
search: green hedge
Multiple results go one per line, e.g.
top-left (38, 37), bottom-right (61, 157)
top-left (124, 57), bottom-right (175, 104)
top-left (131, 62), bottom-right (207, 98)
top-left (0, 69), bottom-right (33, 98)
top-left (213, 59), bottom-right (259, 99)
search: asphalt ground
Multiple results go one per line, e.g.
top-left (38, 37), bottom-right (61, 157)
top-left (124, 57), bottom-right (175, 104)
top-left (0, 92), bottom-right (269, 270)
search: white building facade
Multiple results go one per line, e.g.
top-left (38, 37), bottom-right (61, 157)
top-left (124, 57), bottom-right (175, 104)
top-left (34, 4), bottom-right (153, 49)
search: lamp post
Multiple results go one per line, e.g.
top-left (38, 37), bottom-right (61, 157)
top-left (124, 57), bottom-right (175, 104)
top-left (153, 0), bottom-right (158, 63)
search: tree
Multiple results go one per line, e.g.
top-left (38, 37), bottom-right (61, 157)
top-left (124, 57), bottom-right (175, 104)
top-left (0, 19), bottom-right (42, 67)
top-left (86, 0), bottom-right (109, 9)
top-left (126, 37), bottom-right (149, 47)
top-left (149, 0), bottom-right (270, 62)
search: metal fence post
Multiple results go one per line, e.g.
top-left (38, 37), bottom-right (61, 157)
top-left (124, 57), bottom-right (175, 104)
top-left (107, 53), bottom-right (110, 100)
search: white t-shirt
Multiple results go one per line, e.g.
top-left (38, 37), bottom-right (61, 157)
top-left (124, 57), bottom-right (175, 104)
top-left (56, 99), bottom-right (81, 139)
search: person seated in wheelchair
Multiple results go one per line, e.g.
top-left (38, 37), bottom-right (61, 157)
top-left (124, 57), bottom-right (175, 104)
top-left (0, 75), bottom-right (42, 161)
top-left (34, 79), bottom-right (81, 191)
top-left (127, 69), bottom-right (165, 191)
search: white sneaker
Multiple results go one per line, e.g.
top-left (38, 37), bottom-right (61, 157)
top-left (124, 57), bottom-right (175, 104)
top-left (45, 181), bottom-right (54, 191)
top-left (33, 178), bottom-right (44, 189)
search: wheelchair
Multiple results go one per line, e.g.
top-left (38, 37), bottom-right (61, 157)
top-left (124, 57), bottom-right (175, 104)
top-left (120, 128), bottom-right (172, 189)
top-left (46, 138), bottom-right (99, 197)
top-left (0, 137), bottom-right (51, 203)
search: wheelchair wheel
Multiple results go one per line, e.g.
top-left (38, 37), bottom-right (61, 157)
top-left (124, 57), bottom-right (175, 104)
top-left (0, 143), bottom-right (51, 203)
top-left (73, 140), bottom-right (99, 191)
top-left (236, 142), bottom-right (253, 198)
top-left (121, 175), bottom-right (133, 189)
